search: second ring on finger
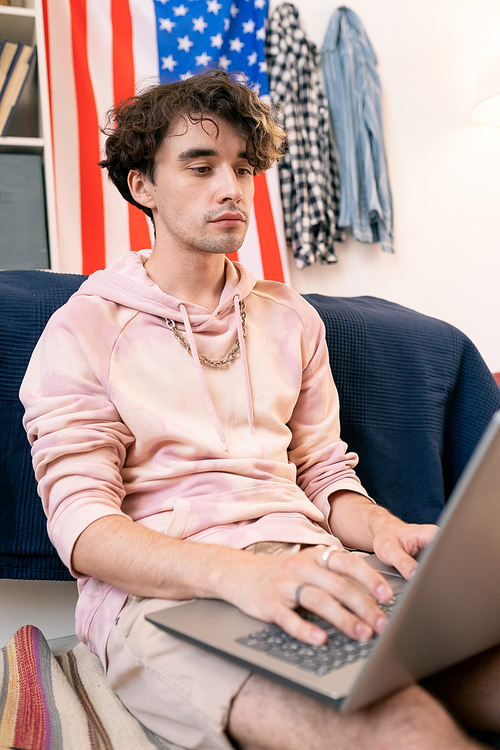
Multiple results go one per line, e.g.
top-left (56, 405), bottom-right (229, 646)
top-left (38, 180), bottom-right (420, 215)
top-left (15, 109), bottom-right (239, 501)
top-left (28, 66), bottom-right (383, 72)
top-left (320, 545), bottom-right (350, 567)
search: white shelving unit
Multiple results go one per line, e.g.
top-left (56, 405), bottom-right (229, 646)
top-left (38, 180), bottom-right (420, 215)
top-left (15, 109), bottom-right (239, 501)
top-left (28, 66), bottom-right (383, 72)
top-left (0, 0), bottom-right (59, 269)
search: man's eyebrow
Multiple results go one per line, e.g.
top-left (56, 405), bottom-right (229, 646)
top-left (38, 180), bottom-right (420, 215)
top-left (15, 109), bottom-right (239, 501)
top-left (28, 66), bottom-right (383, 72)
top-left (177, 148), bottom-right (250, 161)
top-left (177, 148), bottom-right (218, 161)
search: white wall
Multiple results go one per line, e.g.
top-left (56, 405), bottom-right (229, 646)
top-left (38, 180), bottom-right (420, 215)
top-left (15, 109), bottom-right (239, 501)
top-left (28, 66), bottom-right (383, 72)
top-left (0, 580), bottom-right (78, 648)
top-left (274, 0), bottom-right (500, 372)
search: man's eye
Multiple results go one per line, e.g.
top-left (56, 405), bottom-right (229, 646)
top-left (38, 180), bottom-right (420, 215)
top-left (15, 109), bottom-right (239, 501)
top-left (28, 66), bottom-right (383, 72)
top-left (191, 166), bottom-right (211, 174)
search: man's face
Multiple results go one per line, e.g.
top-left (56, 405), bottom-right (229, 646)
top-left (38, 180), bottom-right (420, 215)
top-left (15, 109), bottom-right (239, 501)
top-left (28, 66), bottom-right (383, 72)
top-left (142, 116), bottom-right (255, 257)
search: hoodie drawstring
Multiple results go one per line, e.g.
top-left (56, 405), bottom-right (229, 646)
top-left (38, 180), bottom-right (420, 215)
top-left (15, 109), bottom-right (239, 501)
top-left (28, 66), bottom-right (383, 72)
top-left (234, 295), bottom-right (254, 435)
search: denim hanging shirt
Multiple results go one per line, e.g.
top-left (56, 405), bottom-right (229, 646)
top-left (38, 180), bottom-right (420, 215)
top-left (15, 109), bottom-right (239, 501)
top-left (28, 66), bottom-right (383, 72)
top-left (321, 7), bottom-right (395, 253)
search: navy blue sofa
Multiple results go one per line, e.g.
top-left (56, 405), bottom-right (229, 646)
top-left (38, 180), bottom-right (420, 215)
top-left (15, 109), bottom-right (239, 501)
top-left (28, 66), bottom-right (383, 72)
top-left (1, 270), bottom-right (499, 581)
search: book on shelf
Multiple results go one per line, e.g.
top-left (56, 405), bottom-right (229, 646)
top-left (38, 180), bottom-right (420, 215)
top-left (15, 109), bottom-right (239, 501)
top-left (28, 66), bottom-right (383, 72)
top-left (0, 39), bottom-right (20, 96)
top-left (0, 41), bottom-right (37, 136)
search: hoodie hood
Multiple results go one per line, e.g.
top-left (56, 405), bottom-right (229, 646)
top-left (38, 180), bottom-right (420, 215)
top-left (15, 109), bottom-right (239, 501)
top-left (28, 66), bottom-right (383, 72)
top-left (73, 249), bottom-right (257, 329)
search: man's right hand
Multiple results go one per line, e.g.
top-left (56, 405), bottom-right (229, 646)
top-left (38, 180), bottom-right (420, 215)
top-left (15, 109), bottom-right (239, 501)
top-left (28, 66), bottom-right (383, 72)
top-left (226, 545), bottom-right (394, 646)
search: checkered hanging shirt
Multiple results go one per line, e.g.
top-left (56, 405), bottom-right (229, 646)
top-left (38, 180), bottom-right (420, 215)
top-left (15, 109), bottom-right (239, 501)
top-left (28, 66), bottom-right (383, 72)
top-left (265, 3), bottom-right (343, 269)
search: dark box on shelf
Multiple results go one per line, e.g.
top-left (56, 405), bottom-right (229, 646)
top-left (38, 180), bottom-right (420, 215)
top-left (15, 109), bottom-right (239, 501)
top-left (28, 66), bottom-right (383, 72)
top-left (0, 152), bottom-right (49, 270)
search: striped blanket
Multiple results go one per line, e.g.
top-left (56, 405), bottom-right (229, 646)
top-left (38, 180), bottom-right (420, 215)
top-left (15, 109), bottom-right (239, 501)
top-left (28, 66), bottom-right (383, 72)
top-left (0, 625), bottom-right (177, 750)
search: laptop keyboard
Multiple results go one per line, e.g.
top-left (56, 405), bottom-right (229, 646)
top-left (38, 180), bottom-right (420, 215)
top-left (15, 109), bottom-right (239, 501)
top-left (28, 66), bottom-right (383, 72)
top-left (235, 595), bottom-right (402, 676)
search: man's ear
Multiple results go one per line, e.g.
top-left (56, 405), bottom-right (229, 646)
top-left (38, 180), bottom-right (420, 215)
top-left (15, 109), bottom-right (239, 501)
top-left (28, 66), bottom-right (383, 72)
top-left (128, 170), bottom-right (156, 210)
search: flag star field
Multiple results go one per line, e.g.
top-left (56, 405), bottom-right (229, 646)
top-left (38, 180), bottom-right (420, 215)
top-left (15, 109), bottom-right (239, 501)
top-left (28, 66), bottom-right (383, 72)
top-left (154, 0), bottom-right (270, 94)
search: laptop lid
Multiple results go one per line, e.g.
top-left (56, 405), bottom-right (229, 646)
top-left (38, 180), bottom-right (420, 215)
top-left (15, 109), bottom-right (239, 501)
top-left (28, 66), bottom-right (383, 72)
top-left (147, 410), bottom-right (500, 712)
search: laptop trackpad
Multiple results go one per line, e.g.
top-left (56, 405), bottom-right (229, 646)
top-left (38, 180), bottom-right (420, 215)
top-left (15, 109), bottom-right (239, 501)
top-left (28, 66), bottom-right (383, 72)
top-left (363, 554), bottom-right (408, 595)
top-left (365, 554), bottom-right (401, 577)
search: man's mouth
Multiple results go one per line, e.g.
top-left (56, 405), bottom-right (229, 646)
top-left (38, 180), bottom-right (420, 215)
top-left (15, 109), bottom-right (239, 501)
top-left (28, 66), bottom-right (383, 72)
top-left (209, 211), bottom-right (246, 226)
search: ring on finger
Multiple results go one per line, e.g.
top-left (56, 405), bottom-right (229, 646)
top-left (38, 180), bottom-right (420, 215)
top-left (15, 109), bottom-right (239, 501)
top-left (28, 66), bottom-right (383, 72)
top-left (295, 584), bottom-right (308, 607)
top-left (321, 545), bottom-right (349, 567)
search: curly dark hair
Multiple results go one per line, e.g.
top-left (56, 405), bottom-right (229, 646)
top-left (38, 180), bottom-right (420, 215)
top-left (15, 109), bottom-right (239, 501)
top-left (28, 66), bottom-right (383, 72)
top-left (99, 70), bottom-right (287, 222)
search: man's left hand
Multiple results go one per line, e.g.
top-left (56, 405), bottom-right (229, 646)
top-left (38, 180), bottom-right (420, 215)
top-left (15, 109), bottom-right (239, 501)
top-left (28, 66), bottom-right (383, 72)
top-left (371, 519), bottom-right (439, 581)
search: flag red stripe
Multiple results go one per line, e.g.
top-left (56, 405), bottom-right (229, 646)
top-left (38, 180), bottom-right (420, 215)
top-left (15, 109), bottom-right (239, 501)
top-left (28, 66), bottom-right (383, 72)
top-left (42, 1), bottom-right (54, 169)
top-left (112, 0), bottom-right (153, 251)
top-left (111, 0), bottom-right (135, 103)
top-left (253, 174), bottom-right (284, 283)
top-left (42, 0), bottom-right (59, 267)
top-left (69, 0), bottom-right (106, 273)
top-left (128, 203), bottom-right (152, 250)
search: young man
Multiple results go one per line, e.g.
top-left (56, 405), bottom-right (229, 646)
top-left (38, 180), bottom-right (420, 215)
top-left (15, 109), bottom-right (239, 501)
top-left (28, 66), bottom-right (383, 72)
top-left (20, 71), bottom-right (500, 749)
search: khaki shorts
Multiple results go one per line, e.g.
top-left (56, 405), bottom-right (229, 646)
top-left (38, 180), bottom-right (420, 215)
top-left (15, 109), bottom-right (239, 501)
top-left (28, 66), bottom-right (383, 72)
top-left (105, 542), bottom-right (301, 750)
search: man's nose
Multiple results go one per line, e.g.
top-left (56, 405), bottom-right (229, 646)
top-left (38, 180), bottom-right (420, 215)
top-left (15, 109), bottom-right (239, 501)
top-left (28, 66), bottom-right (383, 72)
top-left (217, 166), bottom-right (243, 202)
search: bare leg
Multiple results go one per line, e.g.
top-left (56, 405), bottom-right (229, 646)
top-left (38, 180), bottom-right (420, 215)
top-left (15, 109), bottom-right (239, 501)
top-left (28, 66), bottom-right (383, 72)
top-left (228, 673), bottom-right (486, 750)
top-left (423, 644), bottom-right (500, 737)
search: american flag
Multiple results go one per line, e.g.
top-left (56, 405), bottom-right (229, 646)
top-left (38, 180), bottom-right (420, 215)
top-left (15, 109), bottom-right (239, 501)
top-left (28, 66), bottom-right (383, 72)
top-left (42, 0), bottom-right (288, 282)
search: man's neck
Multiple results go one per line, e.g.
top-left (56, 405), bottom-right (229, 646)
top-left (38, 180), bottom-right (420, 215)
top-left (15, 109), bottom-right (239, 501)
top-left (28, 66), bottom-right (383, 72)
top-left (144, 245), bottom-right (228, 313)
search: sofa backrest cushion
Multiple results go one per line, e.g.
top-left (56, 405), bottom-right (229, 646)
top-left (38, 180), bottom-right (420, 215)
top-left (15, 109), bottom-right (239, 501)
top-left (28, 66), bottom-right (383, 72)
top-left (0, 271), bottom-right (86, 580)
top-left (304, 294), bottom-right (500, 524)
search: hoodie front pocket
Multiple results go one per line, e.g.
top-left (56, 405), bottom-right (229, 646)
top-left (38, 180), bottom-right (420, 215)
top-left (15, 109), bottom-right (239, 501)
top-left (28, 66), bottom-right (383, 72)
top-left (163, 484), bottom-right (324, 542)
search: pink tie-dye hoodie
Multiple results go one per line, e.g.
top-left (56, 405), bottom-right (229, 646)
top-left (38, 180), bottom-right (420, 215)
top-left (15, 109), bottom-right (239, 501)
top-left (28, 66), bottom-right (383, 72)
top-left (20, 249), bottom-right (369, 663)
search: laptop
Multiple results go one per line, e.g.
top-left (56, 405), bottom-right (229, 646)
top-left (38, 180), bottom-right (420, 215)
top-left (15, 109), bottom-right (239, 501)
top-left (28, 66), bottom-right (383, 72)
top-left (147, 410), bottom-right (500, 712)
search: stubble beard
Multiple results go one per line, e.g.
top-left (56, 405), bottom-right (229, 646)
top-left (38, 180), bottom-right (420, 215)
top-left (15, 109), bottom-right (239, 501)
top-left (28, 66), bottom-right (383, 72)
top-left (196, 207), bottom-right (249, 256)
top-left (194, 228), bottom-right (246, 256)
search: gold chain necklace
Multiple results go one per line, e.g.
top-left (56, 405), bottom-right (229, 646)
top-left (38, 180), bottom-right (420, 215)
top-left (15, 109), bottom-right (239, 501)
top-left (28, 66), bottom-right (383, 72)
top-left (165, 300), bottom-right (247, 368)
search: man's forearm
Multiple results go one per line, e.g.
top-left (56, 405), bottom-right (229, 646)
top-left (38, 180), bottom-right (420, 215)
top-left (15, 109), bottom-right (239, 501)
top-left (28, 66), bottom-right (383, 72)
top-left (70, 506), bottom-right (427, 645)
top-left (72, 493), bottom-right (402, 600)
top-left (71, 514), bottom-right (249, 601)
top-left (327, 490), bottom-right (400, 551)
